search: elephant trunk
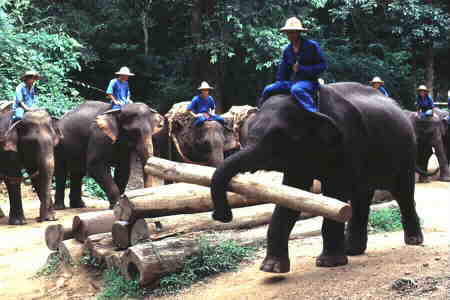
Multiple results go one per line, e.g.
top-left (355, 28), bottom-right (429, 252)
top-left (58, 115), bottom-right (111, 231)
top-left (211, 145), bottom-right (265, 223)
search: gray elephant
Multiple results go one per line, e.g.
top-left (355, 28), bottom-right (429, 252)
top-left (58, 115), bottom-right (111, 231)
top-left (211, 83), bottom-right (426, 274)
top-left (153, 102), bottom-right (239, 167)
top-left (54, 101), bottom-right (162, 209)
top-left (0, 105), bottom-right (61, 225)
top-left (405, 109), bottom-right (450, 182)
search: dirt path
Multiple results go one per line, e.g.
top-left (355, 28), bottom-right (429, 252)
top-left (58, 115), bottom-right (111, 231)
top-left (0, 182), bottom-right (448, 300)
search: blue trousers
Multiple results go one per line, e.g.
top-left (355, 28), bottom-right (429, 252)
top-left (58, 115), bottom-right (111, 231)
top-left (193, 114), bottom-right (225, 126)
top-left (260, 80), bottom-right (319, 112)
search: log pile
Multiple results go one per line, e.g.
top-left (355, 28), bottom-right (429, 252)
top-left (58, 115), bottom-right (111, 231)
top-left (43, 156), bottom-right (359, 289)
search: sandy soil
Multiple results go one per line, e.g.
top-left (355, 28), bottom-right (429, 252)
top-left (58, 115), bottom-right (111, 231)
top-left (0, 181), bottom-right (448, 300)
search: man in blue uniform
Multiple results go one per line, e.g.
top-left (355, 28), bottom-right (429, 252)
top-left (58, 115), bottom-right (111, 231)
top-left (13, 70), bottom-right (40, 121)
top-left (106, 66), bottom-right (134, 110)
top-left (369, 76), bottom-right (389, 97)
top-left (259, 17), bottom-right (327, 112)
top-left (188, 81), bottom-right (224, 126)
top-left (416, 85), bottom-right (434, 119)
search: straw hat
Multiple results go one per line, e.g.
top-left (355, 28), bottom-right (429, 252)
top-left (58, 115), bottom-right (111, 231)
top-left (21, 70), bottom-right (40, 80)
top-left (280, 17), bottom-right (308, 32)
top-left (198, 81), bottom-right (214, 90)
top-left (369, 76), bottom-right (384, 84)
top-left (115, 66), bottom-right (135, 76)
top-left (417, 85), bottom-right (429, 92)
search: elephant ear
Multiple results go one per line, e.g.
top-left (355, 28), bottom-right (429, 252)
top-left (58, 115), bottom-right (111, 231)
top-left (1, 121), bottom-right (20, 152)
top-left (312, 112), bottom-right (343, 149)
top-left (95, 111), bottom-right (120, 143)
top-left (152, 113), bottom-right (165, 135)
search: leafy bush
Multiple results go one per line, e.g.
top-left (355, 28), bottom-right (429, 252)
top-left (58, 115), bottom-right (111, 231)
top-left (97, 268), bottom-right (143, 300)
top-left (153, 239), bottom-right (255, 296)
top-left (369, 207), bottom-right (403, 233)
top-left (35, 252), bottom-right (61, 277)
top-left (83, 177), bottom-right (107, 200)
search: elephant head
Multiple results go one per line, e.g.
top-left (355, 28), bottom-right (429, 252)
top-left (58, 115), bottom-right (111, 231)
top-left (211, 95), bottom-right (342, 222)
top-left (170, 118), bottom-right (239, 167)
top-left (94, 103), bottom-right (163, 187)
top-left (1, 109), bottom-right (62, 222)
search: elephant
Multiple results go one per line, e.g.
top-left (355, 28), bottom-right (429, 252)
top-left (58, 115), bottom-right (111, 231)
top-left (0, 106), bottom-right (61, 224)
top-left (153, 104), bottom-right (239, 167)
top-left (54, 101), bottom-right (163, 210)
top-left (210, 82), bottom-right (425, 274)
top-left (405, 109), bottom-right (450, 182)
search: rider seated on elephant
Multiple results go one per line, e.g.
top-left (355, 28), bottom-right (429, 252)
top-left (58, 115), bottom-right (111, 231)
top-left (259, 17), bottom-right (327, 111)
top-left (188, 81), bottom-right (225, 126)
top-left (369, 76), bottom-right (389, 97)
top-left (12, 70), bottom-right (40, 122)
top-left (416, 85), bottom-right (435, 119)
top-left (106, 66), bottom-right (134, 110)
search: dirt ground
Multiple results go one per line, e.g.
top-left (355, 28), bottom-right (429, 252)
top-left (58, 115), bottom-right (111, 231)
top-left (0, 181), bottom-right (448, 300)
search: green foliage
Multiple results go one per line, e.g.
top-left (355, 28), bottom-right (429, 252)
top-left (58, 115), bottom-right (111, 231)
top-left (83, 177), bottom-right (107, 200)
top-left (369, 207), bottom-right (403, 233)
top-left (97, 268), bottom-right (143, 300)
top-left (153, 239), bottom-right (255, 296)
top-left (35, 252), bottom-right (61, 277)
top-left (0, 1), bottom-right (83, 117)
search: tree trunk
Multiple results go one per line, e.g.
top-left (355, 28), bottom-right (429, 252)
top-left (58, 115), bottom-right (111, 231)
top-left (142, 12), bottom-right (149, 56)
top-left (144, 157), bottom-right (352, 222)
top-left (114, 183), bottom-right (265, 223)
top-left (45, 224), bottom-right (74, 251)
top-left (424, 43), bottom-right (434, 97)
top-left (59, 239), bottom-right (84, 265)
top-left (72, 210), bottom-right (115, 242)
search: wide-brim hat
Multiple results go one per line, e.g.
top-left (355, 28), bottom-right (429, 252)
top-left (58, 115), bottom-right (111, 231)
top-left (198, 81), bottom-right (214, 90)
top-left (280, 17), bottom-right (308, 32)
top-left (369, 76), bottom-right (384, 84)
top-left (115, 66), bottom-right (135, 76)
top-left (21, 70), bottom-right (40, 80)
top-left (417, 85), bottom-right (429, 92)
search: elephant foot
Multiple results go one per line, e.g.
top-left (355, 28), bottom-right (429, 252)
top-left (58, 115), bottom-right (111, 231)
top-left (404, 231), bottom-right (424, 245)
top-left (8, 216), bottom-right (27, 225)
top-left (260, 255), bottom-right (290, 273)
top-left (438, 176), bottom-right (450, 182)
top-left (212, 208), bottom-right (233, 223)
top-left (316, 253), bottom-right (348, 267)
top-left (70, 200), bottom-right (86, 209)
top-left (54, 202), bottom-right (66, 210)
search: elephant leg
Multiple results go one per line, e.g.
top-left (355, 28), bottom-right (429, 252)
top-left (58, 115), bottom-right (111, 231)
top-left (390, 171), bottom-right (423, 245)
top-left (5, 179), bottom-right (26, 225)
top-left (88, 163), bottom-right (120, 209)
top-left (260, 173), bottom-right (312, 273)
top-left (54, 158), bottom-right (67, 210)
top-left (114, 156), bottom-right (131, 195)
top-left (345, 187), bottom-right (374, 255)
top-left (69, 172), bottom-right (85, 208)
top-left (434, 138), bottom-right (450, 181)
top-left (417, 146), bottom-right (431, 183)
top-left (316, 181), bottom-right (349, 267)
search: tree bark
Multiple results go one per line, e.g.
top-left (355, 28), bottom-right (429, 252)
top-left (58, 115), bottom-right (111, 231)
top-left (105, 251), bottom-right (124, 270)
top-left (144, 157), bottom-right (352, 222)
top-left (84, 232), bottom-right (120, 264)
top-left (112, 221), bottom-right (133, 250)
top-left (72, 210), bottom-right (115, 242)
top-left (424, 43), bottom-right (434, 97)
top-left (59, 239), bottom-right (84, 265)
top-left (45, 224), bottom-right (74, 251)
top-left (114, 183), bottom-right (265, 223)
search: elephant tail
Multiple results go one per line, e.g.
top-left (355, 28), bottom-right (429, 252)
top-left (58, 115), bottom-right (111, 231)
top-left (415, 166), bottom-right (439, 177)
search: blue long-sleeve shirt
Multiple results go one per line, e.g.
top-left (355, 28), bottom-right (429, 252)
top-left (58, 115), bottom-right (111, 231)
top-left (416, 95), bottom-right (434, 111)
top-left (276, 39), bottom-right (327, 82)
top-left (14, 82), bottom-right (37, 109)
top-left (187, 95), bottom-right (216, 114)
top-left (378, 86), bottom-right (389, 97)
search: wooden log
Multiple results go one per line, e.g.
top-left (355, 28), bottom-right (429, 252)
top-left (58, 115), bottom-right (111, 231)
top-left (58, 239), bottom-right (84, 265)
top-left (111, 221), bottom-right (133, 250)
top-left (114, 183), bottom-right (264, 223)
top-left (105, 252), bottom-right (124, 270)
top-left (145, 157), bottom-right (352, 222)
top-left (45, 224), bottom-right (74, 251)
top-left (72, 210), bottom-right (115, 242)
top-left (83, 232), bottom-right (118, 264)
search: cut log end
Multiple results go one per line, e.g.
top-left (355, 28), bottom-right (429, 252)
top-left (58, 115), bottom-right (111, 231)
top-left (45, 224), bottom-right (73, 251)
top-left (59, 239), bottom-right (84, 265)
top-left (130, 219), bottom-right (151, 245)
top-left (112, 221), bottom-right (132, 250)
